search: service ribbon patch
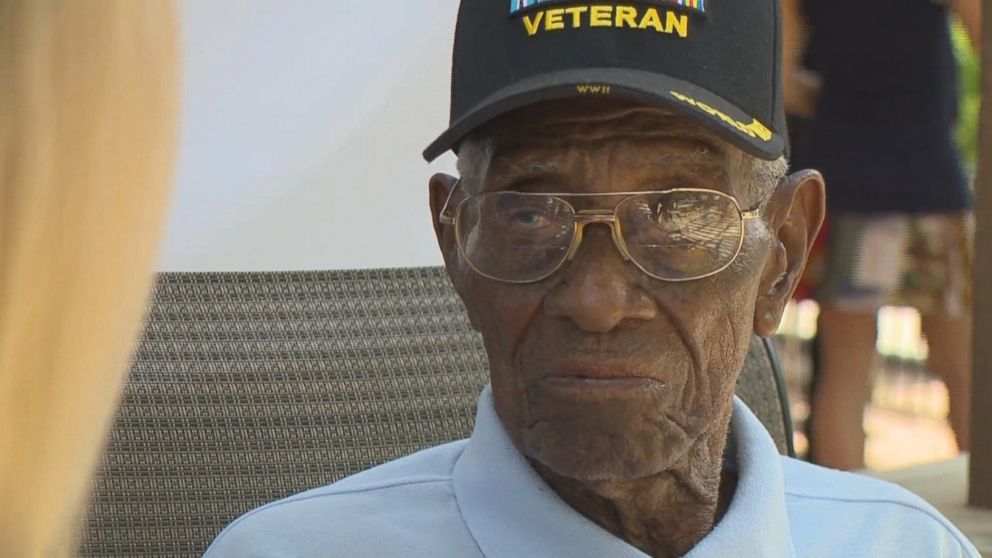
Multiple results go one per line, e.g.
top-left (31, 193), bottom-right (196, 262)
top-left (510, 0), bottom-right (706, 17)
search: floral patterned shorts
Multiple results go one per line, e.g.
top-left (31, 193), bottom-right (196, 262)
top-left (795, 212), bottom-right (973, 316)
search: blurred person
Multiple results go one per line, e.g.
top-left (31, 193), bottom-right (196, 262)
top-left (206, 1), bottom-right (979, 556)
top-left (0, 1), bottom-right (179, 556)
top-left (784, 0), bottom-right (981, 471)
top-left (781, 0), bottom-right (822, 161)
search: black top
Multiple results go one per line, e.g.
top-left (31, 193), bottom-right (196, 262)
top-left (792, 0), bottom-right (971, 213)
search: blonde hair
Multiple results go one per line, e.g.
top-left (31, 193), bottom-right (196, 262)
top-left (0, 1), bottom-right (179, 556)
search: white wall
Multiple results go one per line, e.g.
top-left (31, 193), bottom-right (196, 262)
top-left (159, 0), bottom-right (459, 271)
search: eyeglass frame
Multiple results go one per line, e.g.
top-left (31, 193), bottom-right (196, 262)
top-left (438, 179), bottom-right (763, 284)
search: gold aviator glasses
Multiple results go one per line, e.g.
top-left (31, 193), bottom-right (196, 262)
top-left (439, 181), bottom-right (761, 284)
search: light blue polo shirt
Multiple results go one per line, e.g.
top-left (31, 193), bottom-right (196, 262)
top-left (205, 387), bottom-right (979, 557)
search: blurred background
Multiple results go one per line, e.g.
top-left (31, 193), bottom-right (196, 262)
top-left (163, 1), bottom-right (978, 472)
top-left (776, 18), bottom-right (980, 470)
top-left (161, 0), bottom-right (459, 272)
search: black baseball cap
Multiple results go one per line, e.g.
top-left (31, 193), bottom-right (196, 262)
top-left (423, 0), bottom-right (786, 162)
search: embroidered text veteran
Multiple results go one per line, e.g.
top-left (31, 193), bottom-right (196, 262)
top-left (521, 5), bottom-right (690, 38)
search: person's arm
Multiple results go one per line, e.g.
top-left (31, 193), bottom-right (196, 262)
top-left (781, 0), bottom-right (822, 118)
top-left (948, 0), bottom-right (981, 51)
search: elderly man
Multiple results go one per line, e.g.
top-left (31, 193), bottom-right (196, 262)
top-left (206, 0), bottom-right (980, 556)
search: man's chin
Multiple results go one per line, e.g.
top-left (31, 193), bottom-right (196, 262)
top-left (521, 413), bottom-right (690, 481)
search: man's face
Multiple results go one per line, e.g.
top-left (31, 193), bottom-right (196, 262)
top-left (433, 100), bottom-right (797, 481)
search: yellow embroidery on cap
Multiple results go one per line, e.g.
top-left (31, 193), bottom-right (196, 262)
top-left (669, 91), bottom-right (774, 142)
top-left (615, 6), bottom-right (638, 28)
top-left (545, 8), bottom-right (566, 30)
top-left (564, 6), bottom-right (589, 26)
top-left (639, 8), bottom-right (664, 31)
top-left (523, 12), bottom-right (545, 35)
top-left (666, 9), bottom-right (688, 37)
top-left (590, 5), bottom-right (613, 26)
top-left (576, 84), bottom-right (612, 94)
top-left (522, 4), bottom-right (689, 38)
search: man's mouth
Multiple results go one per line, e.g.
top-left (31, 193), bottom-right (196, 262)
top-left (539, 359), bottom-right (669, 399)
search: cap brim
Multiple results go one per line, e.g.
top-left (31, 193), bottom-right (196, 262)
top-left (423, 67), bottom-right (785, 162)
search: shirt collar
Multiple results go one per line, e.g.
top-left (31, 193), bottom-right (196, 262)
top-left (453, 386), bottom-right (796, 558)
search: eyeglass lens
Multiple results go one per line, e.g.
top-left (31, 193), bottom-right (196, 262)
top-left (455, 190), bottom-right (745, 282)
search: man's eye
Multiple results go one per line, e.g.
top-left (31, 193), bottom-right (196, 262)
top-left (507, 210), bottom-right (548, 228)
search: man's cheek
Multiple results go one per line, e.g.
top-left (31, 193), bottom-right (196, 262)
top-left (669, 278), bottom-right (744, 368)
top-left (473, 286), bottom-right (544, 365)
top-left (702, 290), bottom-right (755, 400)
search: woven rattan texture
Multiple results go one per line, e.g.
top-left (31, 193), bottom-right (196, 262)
top-left (79, 267), bottom-right (786, 557)
top-left (738, 336), bottom-right (789, 450)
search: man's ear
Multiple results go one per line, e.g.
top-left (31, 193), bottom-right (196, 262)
top-left (429, 173), bottom-right (459, 266)
top-left (753, 169), bottom-right (826, 337)
top-left (429, 173), bottom-right (483, 331)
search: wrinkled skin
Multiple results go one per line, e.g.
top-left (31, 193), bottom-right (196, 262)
top-left (430, 99), bottom-right (825, 558)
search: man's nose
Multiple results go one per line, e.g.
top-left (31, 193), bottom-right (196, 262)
top-left (543, 225), bottom-right (658, 333)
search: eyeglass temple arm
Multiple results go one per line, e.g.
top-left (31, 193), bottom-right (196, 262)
top-left (438, 179), bottom-right (463, 225)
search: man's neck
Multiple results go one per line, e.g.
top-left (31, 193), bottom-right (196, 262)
top-left (531, 449), bottom-right (736, 558)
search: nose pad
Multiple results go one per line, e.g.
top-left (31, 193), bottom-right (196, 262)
top-left (566, 220), bottom-right (631, 263)
top-left (545, 223), bottom-right (657, 333)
